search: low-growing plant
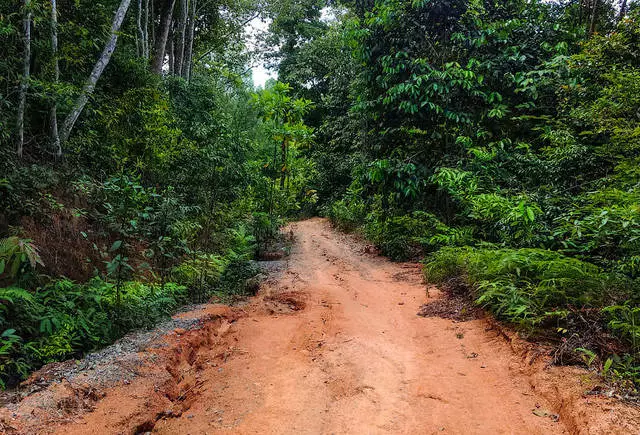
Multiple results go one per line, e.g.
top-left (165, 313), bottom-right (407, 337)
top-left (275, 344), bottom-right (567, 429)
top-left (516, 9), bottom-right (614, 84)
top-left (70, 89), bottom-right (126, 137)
top-left (172, 253), bottom-right (228, 301)
top-left (423, 247), bottom-right (630, 328)
top-left (0, 278), bottom-right (188, 387)
top-left (0, 237), bottom-right (44, 283)
top-left (604, 303), bottom-right (640, 355)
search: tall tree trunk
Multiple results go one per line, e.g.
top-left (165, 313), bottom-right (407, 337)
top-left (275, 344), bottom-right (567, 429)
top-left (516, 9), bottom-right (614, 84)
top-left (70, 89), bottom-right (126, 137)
top-left (16, 0), bottom-right (31, 158)
top-left (619, 0), bottom-right (628, 22)
top-left (175, 0), bottom-right (187, 76)
top-left (50, 0), bottom-right (61, 158)
top-left (280, 137), bottom-right (287, 189)
top-left (143, 0), bottom-right (150, 58)
top-left (589, 0), bottom-right (599, 35)
top-left (136, 0), bottom-right (144, 57)
top-left (150, 0), bottom-right (155, 53)
top-left (168, 34), bottom-right (175, 74)
top-left (59, 0), bottom-right (132, 144)
top-left (151, 0), bottom-right (176, 73)
top-left (183, 0), bottom-right (196, 81)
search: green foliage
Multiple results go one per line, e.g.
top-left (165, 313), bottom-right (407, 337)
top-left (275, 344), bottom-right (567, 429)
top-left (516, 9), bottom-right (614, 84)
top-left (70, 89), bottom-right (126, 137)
top-left (251, 212), bottom-right (282, 250)
top-left (0, 278), bottom-right (188, 386)
top-left (172, 253), bottom-right (228, 296)
top-left (327, 183), bottom-right (367, 231)
top-left (216, 260), bottom-right (261, 297)
top-left (288, 0), bottom-right (640, 385)
top-left (252, 82), bottom-right (316, 218)
top-left (0, 0), bottom-right (290, 388)
top-left (2, 0), bottom-right (639, 391)
top-left (0, 237), bottom-right (44, 281)
top-left (604, 304), bottom-right (640, 354)
top-left (424, 247), bottom-right (630, 328)
top-left (363, 210), bottom-right (469, 261)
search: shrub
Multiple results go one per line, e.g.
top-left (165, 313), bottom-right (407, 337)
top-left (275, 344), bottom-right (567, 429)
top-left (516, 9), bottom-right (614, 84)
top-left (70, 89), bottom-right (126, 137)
top-left (363, 211), bottom-right (442, 260)
top-left (171, 254), bottom-right (228, 301)
top-left (251, 212), bottom-right (282, 252)
top-left (362, 211), bottom-right (475, 261)
top-left (328, 197), bottom-right (367, 231)
top-left (423, 247), bottom-right (631, 328)
top-left (0, 237), bottom-right (44, 284)
top-left (217, 260), bottom-right (261, 297)
top-left (0, 278), bottom-right (188, 387)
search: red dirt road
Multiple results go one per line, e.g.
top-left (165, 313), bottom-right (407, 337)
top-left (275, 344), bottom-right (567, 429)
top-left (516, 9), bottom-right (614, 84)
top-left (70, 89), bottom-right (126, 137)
top-left (4, 218), bottom-right (639, 434)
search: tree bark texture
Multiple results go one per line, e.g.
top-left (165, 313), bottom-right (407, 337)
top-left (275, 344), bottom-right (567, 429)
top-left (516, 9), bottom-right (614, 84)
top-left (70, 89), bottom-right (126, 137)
top-left (174, 0), bottom-right (187, 76)
top-left (151, 0), bottom-right (176, 73)
top-left (183, 0), bottom-right (196, 80)
top-left (50, 0), bottom-right (61, 158)
top-left (16, 0), bottom-right (31, 158)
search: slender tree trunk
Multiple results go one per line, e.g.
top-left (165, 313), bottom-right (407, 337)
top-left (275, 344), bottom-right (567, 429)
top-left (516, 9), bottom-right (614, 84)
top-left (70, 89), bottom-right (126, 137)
top-left (151, 0), bottom-right (176, 73)
top-left (50, 0), bottom-right (61, 158)
top-left (175, 0), bottom-right (187, 76)
top-left (280, 137), bottom-right (287, 189)
top-left (150, 0), bottom-right (155, 52)
top-left (16, 0), bottom-right (31, 158)
top-left (59, 0), bottom-right (132, 144)
top-left (619, 0), bottom-right (628, 22)
top-left (589, 0), bottom-right (599, 35)
top-left (136, 0), bottom-right (144, 57)
top-left (168, 35), bottom-right (175, 74)
top-left (183, 0), bottom-right (196, 80)
top-left (143, 0), bottom-right (150, 58)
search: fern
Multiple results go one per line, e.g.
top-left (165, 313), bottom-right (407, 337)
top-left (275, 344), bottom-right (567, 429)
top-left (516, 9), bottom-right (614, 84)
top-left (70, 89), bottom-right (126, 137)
top-left (0, 287), bottom-right (33, 304)
top-left (603, 304), bottom-right (640, 354)
top-left (423, 247), bottom-right (630, 328)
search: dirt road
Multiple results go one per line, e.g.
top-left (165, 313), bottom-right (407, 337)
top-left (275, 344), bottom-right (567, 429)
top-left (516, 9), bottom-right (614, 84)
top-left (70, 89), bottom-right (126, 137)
top-left (2, 218), bottom-right (639, 434)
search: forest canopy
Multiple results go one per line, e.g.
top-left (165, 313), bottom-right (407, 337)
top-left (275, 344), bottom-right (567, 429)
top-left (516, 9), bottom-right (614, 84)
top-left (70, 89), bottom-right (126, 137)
top-left (1, 0), bottom-right (640, 392)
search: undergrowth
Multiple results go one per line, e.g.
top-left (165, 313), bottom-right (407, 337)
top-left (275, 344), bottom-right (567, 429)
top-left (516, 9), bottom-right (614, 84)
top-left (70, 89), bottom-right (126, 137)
top-left (0, 278), bottom-right (187, 388)
top-left (423, 247), bottom-right (640, 391)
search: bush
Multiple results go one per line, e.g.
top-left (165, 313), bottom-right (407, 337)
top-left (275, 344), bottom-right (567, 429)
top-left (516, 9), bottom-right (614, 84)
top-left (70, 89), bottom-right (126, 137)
top-left (359, 209), bottom-right (473, 261)
top-left (217, 260), bottom-right (261, 297)
top-left (172, 253), bottom-right (228, 297)
top-left (0, 278), bottom-right (187, 387)
top-left (328, 197), bottom-right (367, 231)
top-left (363, 211), bottom-right (443, 260)
top-left (423, 247), bottom-right (631, 328)
top-left (423, 246), bottom-right (640, 387)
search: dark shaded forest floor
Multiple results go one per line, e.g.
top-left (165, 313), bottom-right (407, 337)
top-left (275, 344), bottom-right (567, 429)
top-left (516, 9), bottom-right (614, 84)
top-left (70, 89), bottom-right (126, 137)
top-left (1, 218), bottom-right (639, 434)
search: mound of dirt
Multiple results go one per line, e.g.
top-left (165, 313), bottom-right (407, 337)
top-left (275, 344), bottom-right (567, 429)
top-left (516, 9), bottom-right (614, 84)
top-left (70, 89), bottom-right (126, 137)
top-left (264, 291), bottom-right (306, 313)
top-left (417, 293), bottom-right (483, 322)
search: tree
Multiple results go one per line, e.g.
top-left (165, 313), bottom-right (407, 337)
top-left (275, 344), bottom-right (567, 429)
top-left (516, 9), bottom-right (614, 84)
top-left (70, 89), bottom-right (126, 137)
top-left (59, 0), bottom-right (133, 144)
top-left (253, 82), bottom-right (314, 214)
top-left (50, 0), bottom-right (61, 158)
top-left (183, 0), bottom-right (197, 80)
top-left (15, 0), bottom-right (31, 158)
top-left (152, 0), bottom-right (177, 73)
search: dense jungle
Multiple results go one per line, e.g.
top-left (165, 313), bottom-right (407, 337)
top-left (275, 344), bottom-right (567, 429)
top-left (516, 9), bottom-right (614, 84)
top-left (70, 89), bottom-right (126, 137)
top-left (1, 0), bottom-right (640, 406)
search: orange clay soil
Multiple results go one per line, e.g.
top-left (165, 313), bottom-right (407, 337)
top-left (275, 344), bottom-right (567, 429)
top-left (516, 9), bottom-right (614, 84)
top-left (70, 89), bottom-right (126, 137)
top-left (2, 218), bottom-right (639, 434)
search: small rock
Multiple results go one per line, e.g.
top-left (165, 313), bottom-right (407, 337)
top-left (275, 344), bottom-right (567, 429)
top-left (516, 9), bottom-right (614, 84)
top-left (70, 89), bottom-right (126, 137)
top-left (398, 302), bottom-right (405, 305)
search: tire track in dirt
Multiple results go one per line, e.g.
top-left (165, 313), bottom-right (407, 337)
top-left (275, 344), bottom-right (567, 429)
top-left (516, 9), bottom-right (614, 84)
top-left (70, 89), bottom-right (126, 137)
top-left (2, 218), bottom-right (639, 434)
